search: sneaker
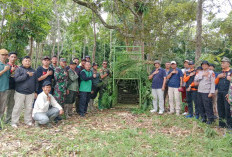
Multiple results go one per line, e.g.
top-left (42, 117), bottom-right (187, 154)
top-left (158, 111), bottom-right (164, 115)
top-left (27, 122), bottom-right (33, 126)
top-left (182, 112), bottom-right (188, 116)
top-left (195, 115), bottom-right (199, 119)
top-left (150, 109), bottom-right (157, 113)
top-left (186, 114), bottom-right (193, 118)
top-left (11, 124), bottom-right (18, 128)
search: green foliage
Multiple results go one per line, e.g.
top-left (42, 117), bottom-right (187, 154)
top-left (1, 0), bottom-right (52, 55)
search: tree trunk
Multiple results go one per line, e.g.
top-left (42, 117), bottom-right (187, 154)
top-left (35, 42), bottom-right (39, 68)
top-left (92, 12), bottom-right (97, 63)
top-left (0, 4), bottom-right (6, 47)
top-left (52, 34), bottom-right (56, 57)
top-left (82, 36), bottom-right (86, 58)
top-left (195, 0), bottom-right (203, 64)
top-left (28, 36), bottom-right (33, 57)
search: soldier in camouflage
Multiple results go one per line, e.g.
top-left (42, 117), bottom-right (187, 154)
top-left (54, 58), bottom-right (68, 107)
top-left (98, 61), bottom-right (110, 109)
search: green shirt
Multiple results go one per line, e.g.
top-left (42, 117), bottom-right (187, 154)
top-left (79, 69), bottom-right (93, 92)
top-left (67, 69), bottom-right (79, 91)
top-left (0, 61), bottom-right (10, 92)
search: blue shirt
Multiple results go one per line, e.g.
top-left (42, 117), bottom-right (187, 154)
top-left (168, 68), bottom-right (183, 88)
top-left (151, 68), bottom-right (166, 89)
top-left (0, 61), bottom-right (10, 92)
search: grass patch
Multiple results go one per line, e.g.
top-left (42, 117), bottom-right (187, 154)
top-left (0, 107), bottom-right (232, 156)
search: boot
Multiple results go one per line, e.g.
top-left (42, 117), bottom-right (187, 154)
top-left (98, 99), bottom-right (103, 110)
top-left (64, 104), bottom-right (70, 119)
top-left (88, 99), bottom-right (94, 112)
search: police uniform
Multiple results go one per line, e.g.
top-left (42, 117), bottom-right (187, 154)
top-left (194, 61), bottom-right (215, 123)
top-left (215, 57), bottom-right (232, 128)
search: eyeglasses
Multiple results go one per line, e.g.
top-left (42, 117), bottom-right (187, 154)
top-left (103, 63), bottom-right (107, 65)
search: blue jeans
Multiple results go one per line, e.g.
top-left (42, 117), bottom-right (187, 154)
top-left (33, 107), bottom-right (60, 124)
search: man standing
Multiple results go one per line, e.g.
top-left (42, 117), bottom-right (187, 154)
top-left (33, 81), bottom-right (64, 127)
top-left (11, 56), bottom-right (37, 128)
top-left (73, 58), bottom-right (79, 65)
top-left (167, 61), bottom-right (183, 115)
top-left (182, 60), bottom-right (190, 115)
top-left (50, 55), bottom-right (58, 94)
top-left (184, 61), bottom-right (199, 119)
top-left (50, 56), bottom-right (58, 70)
top-left (5, 52), bottom-right (18, 124)
top-left (194, 61), bottom-right (215, 124)
top-left (149, 60), bottom-right (166, 114)
top-left (99, 61), bottom-right (110, 109)
top-left (0, 49), bottom-right (10, 125)
top-left (65, 60), bottom-right (79, 118)
top-left (77, 58), bottom-right (86, 72)
top-left (89, 63), bottom-right (101, 111)
top-left (164, 62), bottom-right (171, 108)
top-left (54, 58), bottom-right (68, 108)
top-left (37, 56), bottom-right (54, 94)
top-left (85, 56), bottom-right (91, 62)
top-left (215, 57), bottom-right (232, 129)
top-left (209, 64), bottom-right (218, 117)
top-left (79, 62), bottom-right (96, 117)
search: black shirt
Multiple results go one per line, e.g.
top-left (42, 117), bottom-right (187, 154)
top-left (36, 66), bottom-right (54, 94)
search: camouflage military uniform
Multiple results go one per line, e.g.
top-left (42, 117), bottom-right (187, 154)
top-left (100, 67), bottom-right (110, 86)
top-left (98, 67), bottom-right (110, 109)
top-left (54, 66), bottom-right (68, 107)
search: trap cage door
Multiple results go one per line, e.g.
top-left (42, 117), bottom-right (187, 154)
top-left (112, 46), bottom-right (142, 106)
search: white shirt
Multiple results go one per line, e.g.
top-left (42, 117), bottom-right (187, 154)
top-left (32, 91), bottom-right (62, 117)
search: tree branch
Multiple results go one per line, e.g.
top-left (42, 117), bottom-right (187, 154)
top-left (72, 0), bottom-right (134, 38)
top-left (116, 0), bottom-right (140, 20)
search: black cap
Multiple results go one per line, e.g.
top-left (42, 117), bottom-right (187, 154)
top-left (92, 62), bottom-right (98, 67)
top-left (42, 56), bottom-right (50, 60)
top-left (81, 58), bottom-right (86, 61)
top-left (23, 56), bottom-right (31, 60)
top-left (201, 60), bottom-right (209, 66)
top-left (196, 66), bottom-right (203, 70)
top-left (209, 63), bottom-right (215, 68)
top-left (85, 55), bottom-right (90, 58)
top-left (42, 81), bottom-right (51, 87)
top-left (70, 60), bottom-right (76, 65)
top-left (188, 61), bottom-right (195, 65)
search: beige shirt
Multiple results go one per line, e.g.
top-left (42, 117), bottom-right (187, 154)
top-left (194, 69), bottom-right (215, 94)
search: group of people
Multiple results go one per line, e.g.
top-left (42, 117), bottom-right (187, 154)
top-left (0, 49), bottom-right (110, 128)
top-left (1, 47), bottom-right (232, 130)
top-left (149, 58), bottom-right (232, 129)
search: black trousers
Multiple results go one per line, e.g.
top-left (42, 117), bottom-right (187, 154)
top-left (90, 85), bottom-right (100, 99)
top-left (217, 91), bottom-right (232, 128)
top-left (75, 94), bottom-right (79, 113)
top-left (198, 92), bottom-right (214, 121)
top-left (186, 90), bottom-right (199, 116)
top-left (79, 92), bottom-right (91, 116)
